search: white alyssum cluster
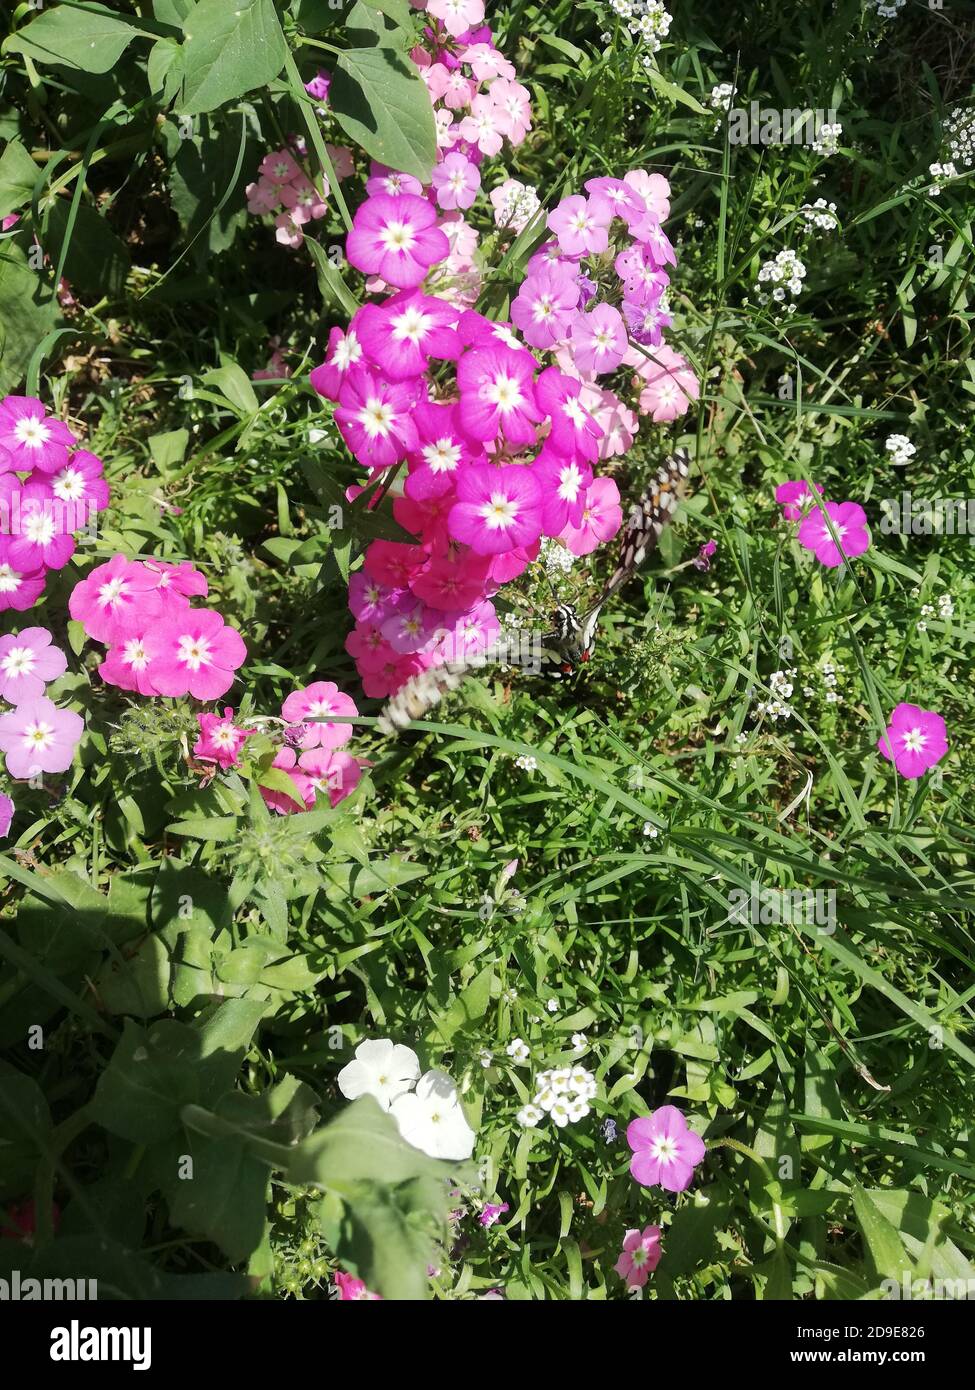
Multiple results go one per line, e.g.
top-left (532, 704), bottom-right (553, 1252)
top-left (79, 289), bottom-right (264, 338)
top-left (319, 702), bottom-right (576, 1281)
top-left (491, 179), bottom-right (540, 234)
top-left (518, 1064), bottom-right (598, 1129)
top-left (800, 198), bottom-right (838, 234)
top-left (540, 537), bottom-right (575, 575)
top-left (885, 433), bottom-right (915, 466)
top-left (337, 1038), bottom-right (475, 1159)
top-left (821, 659), bottom-right (842, 705)
top-left (919, 592), bottom-right (954, 631)
top-left (927, 107), bottom-right (975, 194)
top-left (811, 121), bottom-right (843, 156)
top-left (757, 667), bottom-right (797, 722)
top-left (757, 249), bottom-right (806, 310)
top-left (872, 0), bottom-right (905, 16)
top-left (514, 754), bottom-right (538, 772)
top-left (708, 82), bottom-right (735, 130)
top-left (608, 0), bottom-right (672, 63)
top-left (928, 161), bottom-right (959, 196)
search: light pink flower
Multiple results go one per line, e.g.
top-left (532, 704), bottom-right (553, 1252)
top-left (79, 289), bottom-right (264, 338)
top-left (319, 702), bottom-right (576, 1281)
top-left (547, 195), bottom-right (610, 257)
top-left (570, 304), bottom-right (627, 375)
top-left (427, 0), bottom-right (486, 40)
top-left (281, 681), bottom-right (358, 749)
top-left (614, 1225), bottom-right (662, 1289)
top-left (0, 696), bottom-right (84, 779)
top-left (633, 346), bottom-right (699, 421)
top-left (0, 627), bottom-right (67, 702)
top-left (431, 152), bottom-right (481, 210)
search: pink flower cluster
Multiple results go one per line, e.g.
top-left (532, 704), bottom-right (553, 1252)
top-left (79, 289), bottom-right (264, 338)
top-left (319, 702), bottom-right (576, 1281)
top-left (246, 140), bottom-right (353, 250)
top-left (508, 173), bottom-right (698, 436)
top-left (69, 555), bottom-right (246, 701)
top-left (315, 197), bottom-right (637, 699)
top-left (0, 625), bottom-right (82, 788)
top-left (0, 395), bottom-right (110, 613)
top-left (187, 681), bottom-right (363, 816)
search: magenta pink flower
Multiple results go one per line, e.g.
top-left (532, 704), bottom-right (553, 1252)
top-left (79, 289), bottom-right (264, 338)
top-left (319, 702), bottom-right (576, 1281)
top-left (98, 630), bottom-right (163, 696)
top-left (296, 747), bottom-right (362, 808)
top-left (547, 195), bottom-right (610, 257)
top-left (797, 500), bottom-right (870, 568)
top-left (6, 482), bottom-right (76, 572)
top-left (405, 401), bottom-right (481, 500)
top-left (194, 708), bottom-right (254, 768)
top-left (432, 152), bottom-right (481, 210)
top-left (615, 243), bottom-right (669, 305)
top-left (0, 396), bottom-right (76, 473)
top-left (333, 1269), bottom-right (381, 1300)
top-left (149, 609), bottom-right (247, 700)
top-left (0, 696), bottom-right (84, 779)
top-left (0, 552), bottom-right (46, 612)
top-left (69, 555), bottom-right (166, 644)
top-left (449, 463), bottom-right (542, 555)
top-left (346, 194), bottom-right (450, 289)
top-left (570, 304), bottom-right (627, 375)
top-left (345, 621), bottom-right (395, 674)
top-left (775, 479), bottom-right (824, 520)
top-left (143, 558), bottom-right (209, 600)
top-left (614, 1225), bottom-right (662, 1289)
top-left (310, 324), bottom-right (364, 403)
top-left (335, 367), bottom-right (420, 469)
top-left (560, 476), bottom-right (623, 556)
top-left (410, 551), bottom-right (492, 610)
top-left (46, 449), bottom-right (110, 517)
top-left (533, 446), bottom-right (593, 535)
top-left (304, 70), bottom-right (331, 103)
top-left (260, 747), bottom-right (309, 814)
top-left (356, 290), bottom-right (461, 382)
top-left (877, 703), bottom-right (948, 780)
top-left (0, 627), bottom-right (67, 703)
top-left (536, 367), bottom-right (603, 462)
top-left (478, 1201), bottom-right (509, 1228)
top-left (281, 681), bottom-right (358, 749)
top-left (510, 264), bottom-right (580, 350)
top-left (0, 792), bottom-right (12, 839)
top-left (456, 345), bottom-right (542, 446)
top-left (626, 1105), bottom-right (706, 1193)
top-left (364, 540), bottom-right (427, 589)
top-left (436, 599), bottom-right (500, 660)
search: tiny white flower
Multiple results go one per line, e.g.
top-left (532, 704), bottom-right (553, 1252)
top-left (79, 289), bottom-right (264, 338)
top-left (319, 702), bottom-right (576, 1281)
top-left (571, 1033), bottom-right (588, 1054)
top-left (518, 1104), bottom-right (543, 1127)
top-left (506, 1037), bottom-right (530, 1063)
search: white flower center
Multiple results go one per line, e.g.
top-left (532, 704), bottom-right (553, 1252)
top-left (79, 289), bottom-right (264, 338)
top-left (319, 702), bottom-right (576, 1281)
top-left (391, 306), bottom-right (432, 346)
top-left (122, 638), bottom-right (149, 671)
top-left (177, 635), bottom-right (212, 671)
top-left (357, 398), bottom-right (394, 438)
top-left (23, 720), bottom-right (54, 751)
top-left (423, 439), bottom-right (461, 473)
top-left (1, 646), bottom-right (36, 678)
top-left (52, 468), bottom-right (84, 501)
top-left (0, 564), bottom-right (22, 593)
top-left (378, 220), bottom-right (417, 255)
top-left (902, 727), bottom-right (927, 753)
top-left (484, 373), bottom-right (523, 413)
top-left (479, 493), bottom-right (518, 531)
top-left (14, 417), bottom-right (50, 449)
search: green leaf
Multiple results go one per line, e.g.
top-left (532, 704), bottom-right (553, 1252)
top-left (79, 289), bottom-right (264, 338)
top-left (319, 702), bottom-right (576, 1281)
top-left (89, 1019), bottom-right (201, 1144)
top-left (0, 238), bottom-right (59, 396)
top-left (322, 1174), bottom-right (446, 1300)
top-left (178, 0), bottom-right (288, 115)
top-left (288, 1095), bottom-right (448, 1188)
top-left (0, 141), bottom-right (39, 219)
top-left (3, 4), bottom-right (141, 74)
top-left (852, 1183), bottom-right (914, 1285)
top-left (0, 1071), bottom-right (52, 1191)
top-left (331, 47), bottom-right (436, 183)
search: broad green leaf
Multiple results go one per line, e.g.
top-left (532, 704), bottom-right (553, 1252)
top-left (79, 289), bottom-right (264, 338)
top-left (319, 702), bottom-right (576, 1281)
top-left (3, 5), bottom-right (141, 74)
top-left (0, 141), bottom-right (39, 219)
top-left (89, 1019), bottom-right (201, 1144)
top-left (331, 47), bottom-right (436, 183)
top-left (852, 1183), bottom-right (914, 1285)
top-left (179, 0), bottom-right (288, 115)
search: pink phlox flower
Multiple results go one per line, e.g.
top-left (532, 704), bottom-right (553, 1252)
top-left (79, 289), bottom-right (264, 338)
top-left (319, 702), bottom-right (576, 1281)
top-left (194, 708), bottom-right (254, 768)
top-left (346, 194), bottom-right (450, 289)
top-left (626, 1105), bottom-right (706, 1192)
top-left (333, 1269), bottom-right (382, 1301)
top-left (614, 1225), bottom-right (662, 1289)
top-left (364, 540), bottom-right (428, 589)
top-left (348, 572), bottom-right (410, 624)
top-left (7, 481), bottom-right (76, 573)
top-left (365, 163), bottom-right (424, 198)
top-left (547, 194), bottom-right (611, 257)
top-left (356, 290), bottom-right (461, 382)
top-left (259, 149), bottom-right (302, 184)
top-left (478, 1201), bottom-right (509, 1228)
top-left (458, 93), bottom-right (511, 157)
top-left (535, 367), bottom-right (603, 462)
top-left (431, 152), bottom-right (481, 210)
top-left (448, 463), bottom-right (542, 555)
top-left (797, 500), bottom-right (870, 568)
top-left (435, 598), bottom-right (499, 660)
top-left (456, 345), bottom-right (542, 446)
top-left (584, 175), bottom-right (647, 228)
top-left (335, 366), bottom-right (421, 468)
top-left (406, 401), bottom-right (480, 500)
top-left (0, 695), bottom-right (84, 779)
top-left (281, 681), bottom-right (358, 749)
top-left (0, 396), bottom-right (76, 473)
top-left (560, 476), bottom-right (623, 556)
top-left (532, 443), bottom-right (594, 535)
top-left (775, 479), bottom-right (824, 520)
top-left (632, 345), bottom-right (699, 422)
top-left (0, 626), bottom-right (67, 703)
top-left (98, 629), bottom-right (163, 696)
top-left (488, 78), bottom-right (531, 144)
top-left (45, 449), bottom-right (110, 515)
top-left (69, 555), bottom-right (167, 644)
top-left (409, 550), bottom-right (492, 610)
top-left (877, 703), bottom-right (948, 780)
top-left (624, 170), bottom-right (671, 222)
top-left (296, 747), bottom-right (362, 808)
top-left (381, 600), bottom-right (445, 654)
top-left (510, 263), bottom-right (581, 351)
top-left (150, 608), bottom-right (247, 701)
top-left (570, 303), bottom-right (627, 376)
top-left (310, 324), bottom-right (364, 402)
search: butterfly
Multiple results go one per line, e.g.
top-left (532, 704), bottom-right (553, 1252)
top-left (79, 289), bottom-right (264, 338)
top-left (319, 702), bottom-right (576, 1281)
top-left (377, 448), bottom-right (691, 734)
